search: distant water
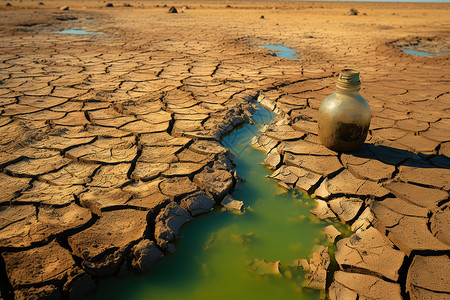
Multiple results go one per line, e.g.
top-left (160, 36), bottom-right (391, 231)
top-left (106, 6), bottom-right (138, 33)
top-left (402, 49), bottom-right (448, 57)
top-left (56, 28), bottom-right (102, 35)
top-left (262, 45), bottom-right (300, 60)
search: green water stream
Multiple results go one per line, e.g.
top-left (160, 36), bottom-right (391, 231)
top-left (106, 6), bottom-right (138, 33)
top-left (91, 105), bottom-right (347, 300)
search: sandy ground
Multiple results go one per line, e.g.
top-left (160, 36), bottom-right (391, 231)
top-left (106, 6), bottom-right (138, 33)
top-left (0, 1), bottom-right (449, 299)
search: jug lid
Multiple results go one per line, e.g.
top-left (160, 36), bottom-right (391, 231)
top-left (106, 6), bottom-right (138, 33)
top-left (336, 69), bottom-right (361, 90)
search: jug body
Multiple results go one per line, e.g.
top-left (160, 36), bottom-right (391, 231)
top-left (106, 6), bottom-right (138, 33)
top-left (318, 69), bottom-right (371, 152)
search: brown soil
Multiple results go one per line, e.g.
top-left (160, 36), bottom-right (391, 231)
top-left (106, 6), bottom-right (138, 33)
top-left (0, 1), bottom-right (449, 299)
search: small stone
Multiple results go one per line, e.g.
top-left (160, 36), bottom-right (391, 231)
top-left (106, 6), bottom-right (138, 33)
top-left (60, 5), bottom-right (69, 10)
top-left (347, 8), bottom-right (359, 15)
top-left (105, 3), bottom-right (114, 7)
top-left (221, 195), bottom-right (244, 212)
top-left (168, 6), bottom-right (178, 13)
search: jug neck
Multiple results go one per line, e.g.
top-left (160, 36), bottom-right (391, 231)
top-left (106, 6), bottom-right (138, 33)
top-left (335, 69), bottom-right (361, 95)
top-left (336, 86), bottom-right (361, 95)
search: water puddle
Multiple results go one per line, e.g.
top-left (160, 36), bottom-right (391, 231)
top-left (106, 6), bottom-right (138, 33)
top-left (55, 28), bottom-right (102, 35)
top-left (90, 104), bottom-right (347, 299)
top-left (262, 45), bottom-right (300, 60)
top-left (402, 49), bottom-right (448, 57)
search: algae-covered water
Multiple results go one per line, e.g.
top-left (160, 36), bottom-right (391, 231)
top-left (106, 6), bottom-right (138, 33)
top-left (91, 105), bottom-right (344, 300)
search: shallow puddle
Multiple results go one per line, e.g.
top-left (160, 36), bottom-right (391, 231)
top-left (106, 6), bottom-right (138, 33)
top-left (402, 49), bottom-right (447, 57)
top-left (56, 28), bottom-right (102, 35)
top-left (90, 104), bottom-right (347, 299)
top-left (262, 45), bottom-right (300, 60)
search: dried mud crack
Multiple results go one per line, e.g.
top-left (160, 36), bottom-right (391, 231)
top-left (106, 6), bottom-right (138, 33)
top-left (1, 1), bottom-right (449, 300)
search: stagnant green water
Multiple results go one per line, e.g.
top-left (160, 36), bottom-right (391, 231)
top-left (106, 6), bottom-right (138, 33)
top-left (91, 104), bottom-right (348, 300)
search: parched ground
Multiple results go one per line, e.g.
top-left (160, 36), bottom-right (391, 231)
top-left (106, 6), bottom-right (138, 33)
top-left (0, 1), bottom-right (449, 299)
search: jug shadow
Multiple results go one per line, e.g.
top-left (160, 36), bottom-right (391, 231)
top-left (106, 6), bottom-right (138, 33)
top-left (346, 143), bottom-right (450, 170)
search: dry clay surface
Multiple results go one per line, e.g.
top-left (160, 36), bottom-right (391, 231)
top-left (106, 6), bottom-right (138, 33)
top-left (0, 1), bottom-right (449, 299)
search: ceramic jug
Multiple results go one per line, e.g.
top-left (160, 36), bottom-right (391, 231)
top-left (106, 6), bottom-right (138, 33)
top-left (318, 69), bottom-right (371, 152)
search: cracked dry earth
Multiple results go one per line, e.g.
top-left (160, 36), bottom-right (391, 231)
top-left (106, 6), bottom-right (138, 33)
top-left (0, 1), bottom-right (449, 300)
